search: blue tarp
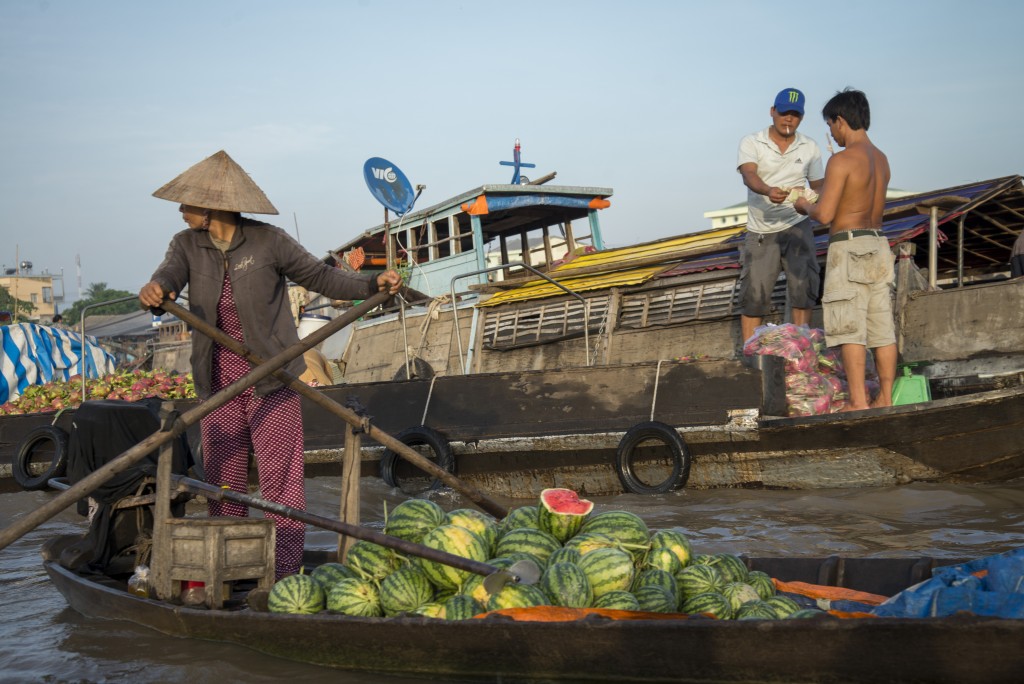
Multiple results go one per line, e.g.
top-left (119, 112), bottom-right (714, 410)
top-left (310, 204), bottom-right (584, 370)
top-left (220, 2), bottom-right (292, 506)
top-left (0, 323), bottom-right (117, 404)
top-left (872, 548), bottom-right (1024, 618)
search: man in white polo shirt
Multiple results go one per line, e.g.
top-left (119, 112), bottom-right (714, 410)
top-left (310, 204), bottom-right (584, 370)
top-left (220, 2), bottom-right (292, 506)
top-left (736, 87), bottom-right (825, 344)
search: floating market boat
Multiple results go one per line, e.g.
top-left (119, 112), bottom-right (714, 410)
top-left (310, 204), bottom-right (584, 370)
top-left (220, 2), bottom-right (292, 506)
top-left (23, 355), bottom-right (1024, 684)
top-left (4, 173), bottom-right (1024, 496)
top-left (41, 539), bottom-right (1024, 684)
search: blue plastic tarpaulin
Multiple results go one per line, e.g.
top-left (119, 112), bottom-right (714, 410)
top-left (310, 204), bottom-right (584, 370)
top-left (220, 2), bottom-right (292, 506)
top-left (872, 548), bottom-right (1024, 618)
top-left (0, 323), bottom-right (117, 404)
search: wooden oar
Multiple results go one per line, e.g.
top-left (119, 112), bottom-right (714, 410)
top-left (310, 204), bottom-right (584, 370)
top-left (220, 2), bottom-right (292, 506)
top-left (0, 293), bottom-right (390, 553)
top-left (172, 474), bottom-right (538, 588)
top-left (159, 299), bottom-right (509, 519)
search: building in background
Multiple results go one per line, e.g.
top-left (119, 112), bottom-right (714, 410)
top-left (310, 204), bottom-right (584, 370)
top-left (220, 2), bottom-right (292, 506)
top-left (0, 261), bottom-right (66, 323)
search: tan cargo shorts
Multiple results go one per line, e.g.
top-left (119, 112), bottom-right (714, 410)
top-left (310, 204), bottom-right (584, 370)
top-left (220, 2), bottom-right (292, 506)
top-left (821, 234), bottom-right (896, 348)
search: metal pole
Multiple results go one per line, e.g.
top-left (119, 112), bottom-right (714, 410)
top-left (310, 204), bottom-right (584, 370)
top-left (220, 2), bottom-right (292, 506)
top-left (928, 206), bottom-right (938, 290)
top-left (174, 474), bottom-right (516, 580)
top-left (78, 294), bottom-right (138, 399)
top-left (957, 213), bottom-right (966, 288)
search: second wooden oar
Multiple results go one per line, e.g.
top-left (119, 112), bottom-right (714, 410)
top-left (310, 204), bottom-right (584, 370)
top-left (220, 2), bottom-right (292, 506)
top-left (0, 293), bottom-right (390, 553)
top-left (160, 299), bottom-right (509, 519)
top-left (174, 474), bottom-right (539, 590)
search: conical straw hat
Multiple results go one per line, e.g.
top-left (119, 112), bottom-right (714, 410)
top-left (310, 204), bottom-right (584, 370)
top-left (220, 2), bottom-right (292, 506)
top-left (152, 150), bottom-right (278, 214)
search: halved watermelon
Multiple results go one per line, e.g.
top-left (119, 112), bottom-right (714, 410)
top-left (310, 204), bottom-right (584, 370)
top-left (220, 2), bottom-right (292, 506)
top-left (538, 488), bottom-right (594, 542)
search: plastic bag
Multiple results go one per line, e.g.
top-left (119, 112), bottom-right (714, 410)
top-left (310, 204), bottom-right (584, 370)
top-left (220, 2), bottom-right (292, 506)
top-left (872, 548), bottom-right (1024, 618)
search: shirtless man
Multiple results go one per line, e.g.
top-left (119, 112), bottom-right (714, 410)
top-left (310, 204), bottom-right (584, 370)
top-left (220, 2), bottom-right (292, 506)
top-left (795, 88), bottom-right (895, 410)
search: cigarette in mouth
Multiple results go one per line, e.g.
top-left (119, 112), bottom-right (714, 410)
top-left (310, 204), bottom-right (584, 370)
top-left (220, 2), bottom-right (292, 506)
top-left (785, 126), bottom-right (790, 135)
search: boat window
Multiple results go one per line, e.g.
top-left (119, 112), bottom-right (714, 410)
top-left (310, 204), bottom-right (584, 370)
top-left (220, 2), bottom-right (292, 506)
top-left (433, 217), bottom-right (451, 259)
top-left (482, 295), bottom-right (610, 350)
top-left (618, 276), bottom-right (786, 329)
top-left (456, 213), bottom-right (473, 253)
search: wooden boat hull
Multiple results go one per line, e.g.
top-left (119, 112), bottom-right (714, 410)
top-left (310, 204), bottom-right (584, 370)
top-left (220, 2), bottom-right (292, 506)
top-left (303, 377), bottom-right (1024, 497)
top-left (5, 362), bottom-right (1024, 497)
top-left (44, 555), bottom-right (1024, 683)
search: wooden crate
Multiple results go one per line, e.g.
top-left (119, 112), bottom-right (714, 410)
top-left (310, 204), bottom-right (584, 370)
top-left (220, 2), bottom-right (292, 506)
top-left (160, 517), bottom-right (275, 608)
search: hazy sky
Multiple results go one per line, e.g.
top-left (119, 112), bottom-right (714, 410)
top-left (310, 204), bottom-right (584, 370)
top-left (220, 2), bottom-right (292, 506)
top-left (2, 0), bottom-right (1021, 304)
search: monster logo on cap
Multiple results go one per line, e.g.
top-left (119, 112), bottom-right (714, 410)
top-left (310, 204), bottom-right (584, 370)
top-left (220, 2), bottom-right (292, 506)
top-left (773, 88), bottom-right (805, 116)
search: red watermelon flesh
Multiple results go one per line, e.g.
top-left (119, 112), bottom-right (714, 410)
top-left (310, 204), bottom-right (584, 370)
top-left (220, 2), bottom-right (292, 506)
top-left (539, 488), bottom-right (594, 542)
top-left (540, 488), bottom-right (594, 515)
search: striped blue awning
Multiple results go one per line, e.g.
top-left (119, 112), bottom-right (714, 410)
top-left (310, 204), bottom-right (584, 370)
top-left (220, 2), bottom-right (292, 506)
top-left (1, 323), bottom-right (117, 404)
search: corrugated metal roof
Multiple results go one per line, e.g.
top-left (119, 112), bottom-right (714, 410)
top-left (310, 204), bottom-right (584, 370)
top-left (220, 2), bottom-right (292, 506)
top-left (479, 265), bottom-right (667, 307)
top-left (481, 175), bottom-right (1024, 305)
top-left (478, 227), bottom-right (743, 306)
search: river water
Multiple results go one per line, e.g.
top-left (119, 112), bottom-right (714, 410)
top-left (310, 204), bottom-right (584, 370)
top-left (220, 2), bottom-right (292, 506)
top-left (2, 477), bottom-right (1023, 683)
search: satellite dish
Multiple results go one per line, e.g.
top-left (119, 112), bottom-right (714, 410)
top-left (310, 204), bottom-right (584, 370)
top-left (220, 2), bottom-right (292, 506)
top-left (363, 157), bottom-right (416, 215)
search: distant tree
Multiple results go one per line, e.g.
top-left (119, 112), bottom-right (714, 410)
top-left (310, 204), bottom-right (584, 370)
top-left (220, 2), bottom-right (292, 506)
top-left (0, 284), bottom-right (35, 319)
top-left (63, 282), bottom-right (139, 325)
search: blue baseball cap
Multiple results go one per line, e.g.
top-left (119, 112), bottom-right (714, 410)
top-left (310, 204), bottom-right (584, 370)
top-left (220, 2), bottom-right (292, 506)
top-left (773, 88), bottom-right (805, 115)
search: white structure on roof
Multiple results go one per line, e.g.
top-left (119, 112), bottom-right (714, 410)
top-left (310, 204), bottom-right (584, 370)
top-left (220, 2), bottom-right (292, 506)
top-left (703, 189), bottom-right (916, 230)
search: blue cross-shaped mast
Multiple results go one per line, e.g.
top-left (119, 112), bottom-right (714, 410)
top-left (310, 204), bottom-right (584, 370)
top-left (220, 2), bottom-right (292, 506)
top-left (499, 138), bottom-right (536, 184)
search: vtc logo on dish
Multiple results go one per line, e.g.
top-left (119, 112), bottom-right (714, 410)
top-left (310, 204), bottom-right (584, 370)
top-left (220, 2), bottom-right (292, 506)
top-left (371, 167), bottom-right (397, 183)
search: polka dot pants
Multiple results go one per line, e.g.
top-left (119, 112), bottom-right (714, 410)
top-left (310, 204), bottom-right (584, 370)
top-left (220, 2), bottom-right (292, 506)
top-left (200, 273), bottom-right (306, 579)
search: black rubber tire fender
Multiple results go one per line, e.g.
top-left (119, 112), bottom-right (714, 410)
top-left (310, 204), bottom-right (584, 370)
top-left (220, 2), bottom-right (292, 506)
top-left (614, 421), bottom-right (691, 495)
top-left (379, 425), bottom-right (454, 492)
top-left (392, 357), bottom-right (435, 381)
top-left (13, 425), bottom-right (70, 491)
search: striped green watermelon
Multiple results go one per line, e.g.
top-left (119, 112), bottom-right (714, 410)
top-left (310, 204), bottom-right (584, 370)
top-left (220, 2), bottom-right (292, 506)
top-left (410, 602), bottom-right (446, 618)
top-left (722, 581), bottom-right (761, 613)
top-left (345, 540), bottom-right (400, 581)
top-left (735, 600), bottom-right (777, 620)
top-left (547, 546), bottom-right (582, 567)
top-left (500, 505), bottom-right (541, 534)
top-left (788, 608), bottom-right (831, 619)
top-left (267, 573), bottom-right (325, 614)
top-left (486, 583), bottom-right (549, 611)
top-left (540, 562), bottom-right (593, 608)
top-left (326, 577), bottom-right (382, 617)
top-left (677, 563), bottom-right (724, 598)
top-left (578, 511), bottom-right (650, 561)
top-left (538, 488), bottom-right (593, 542)
top-left (310, 562), bottom-right (356, 590)
top-left (577, 547), bottom-right (635, 598)
top-left (444, 594), bottom-right (485, 620)
top-left (746, 570), bottom-right (775, 600)
top-left (681, 591), bottom-right (732, 619)
top-left (591, 590), bottom-right (641, 611)
top-left (632, 568), bottom-right (678, 605)
top-left (433, 586), bottom-right (458, 603)
top-left (384, 498), bottom-right (446, 543)
top-left (648, 529), bottom-right (693, 570)
top-left (416, 524), bottom-right (490, 591)
top-left (380, 564), bottom-right (435, 616)
top-left (494, 527), bottom-right (562, 567)
top-left (562, 531), bottom-right (619, 557)
top-left (444, 508), bottom-right (499, 556)
top-left (713, 553), bottom-right (749, 584)
top-left (691, 554), bottom-right (715, 566)
top-left (764, 595), bottom-right (802, 618)
top-left (642, 546), bottom-right (681, 576)
top-left (460, 557), bottom-right (517, 603)
top-left (634, 585), bottom-right (676, 613)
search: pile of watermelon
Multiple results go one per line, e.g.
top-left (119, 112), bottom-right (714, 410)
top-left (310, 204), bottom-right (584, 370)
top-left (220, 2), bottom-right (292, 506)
top-left (267, 488), bottom-right (825, 620)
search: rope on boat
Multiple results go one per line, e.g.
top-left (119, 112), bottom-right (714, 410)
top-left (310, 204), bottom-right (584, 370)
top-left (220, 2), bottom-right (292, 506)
top-left (421, 374), bottom-right (438, 425)
top-left (650, 359), bottom-right (665, 421)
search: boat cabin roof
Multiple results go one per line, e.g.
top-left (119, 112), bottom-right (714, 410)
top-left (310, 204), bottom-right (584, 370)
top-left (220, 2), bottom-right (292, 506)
top-left (331, 183), bottom-right (613, 259)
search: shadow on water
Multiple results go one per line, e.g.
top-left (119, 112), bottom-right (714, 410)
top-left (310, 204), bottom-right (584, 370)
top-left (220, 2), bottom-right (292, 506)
top-left (2, 478), bottom-right (1023, 682)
